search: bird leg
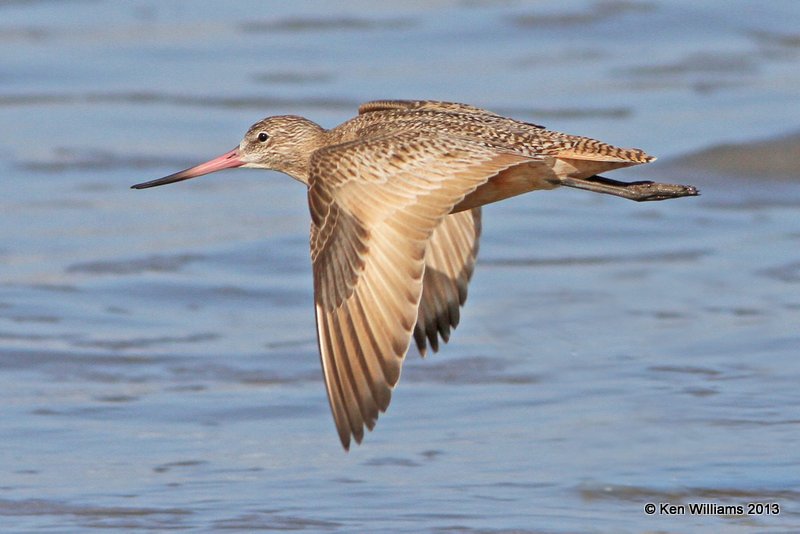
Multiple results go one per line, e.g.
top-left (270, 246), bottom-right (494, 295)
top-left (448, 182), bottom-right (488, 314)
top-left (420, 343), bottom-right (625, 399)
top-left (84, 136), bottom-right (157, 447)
top-left (559, 175), bottom-right (699, 202)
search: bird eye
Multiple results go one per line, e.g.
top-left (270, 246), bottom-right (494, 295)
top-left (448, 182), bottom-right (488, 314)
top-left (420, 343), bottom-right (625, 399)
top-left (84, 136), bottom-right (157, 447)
top-left (257, 132), bottom-right (269, 142)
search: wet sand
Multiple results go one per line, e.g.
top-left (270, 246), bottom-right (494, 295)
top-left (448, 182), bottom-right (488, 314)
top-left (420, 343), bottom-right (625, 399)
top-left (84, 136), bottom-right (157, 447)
top-left (668, 131), bottom-right (800, 180)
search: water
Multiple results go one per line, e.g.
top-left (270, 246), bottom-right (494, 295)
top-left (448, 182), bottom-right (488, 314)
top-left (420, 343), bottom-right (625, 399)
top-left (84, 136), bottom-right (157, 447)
top-left (2, 1), bottom-right (799, 531)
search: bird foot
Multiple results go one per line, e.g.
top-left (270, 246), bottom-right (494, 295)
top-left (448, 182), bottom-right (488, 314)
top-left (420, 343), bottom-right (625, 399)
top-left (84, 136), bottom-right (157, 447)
top-left (560, 175), bottom-right (700, 202)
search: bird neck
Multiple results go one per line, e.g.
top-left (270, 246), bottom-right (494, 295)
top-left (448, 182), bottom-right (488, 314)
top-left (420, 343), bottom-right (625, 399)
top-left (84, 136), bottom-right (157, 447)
top-left (279, 121), bottom-right (330, 185)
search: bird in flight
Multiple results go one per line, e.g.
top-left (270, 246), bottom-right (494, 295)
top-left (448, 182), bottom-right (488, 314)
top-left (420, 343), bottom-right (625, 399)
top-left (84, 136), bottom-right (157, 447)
top-left (132, 100), bottom-right (697, 449)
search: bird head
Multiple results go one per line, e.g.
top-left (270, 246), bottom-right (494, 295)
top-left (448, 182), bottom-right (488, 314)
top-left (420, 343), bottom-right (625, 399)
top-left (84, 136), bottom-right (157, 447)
top-left (131, 115), bottom-right (325, 189)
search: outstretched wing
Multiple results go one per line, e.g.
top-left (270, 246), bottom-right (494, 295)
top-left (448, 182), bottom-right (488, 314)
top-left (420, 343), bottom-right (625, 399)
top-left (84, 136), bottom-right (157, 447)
top-left (414, 208), bottom-right (481, 356)
top-left (308, 131), bottom-right (530, 449)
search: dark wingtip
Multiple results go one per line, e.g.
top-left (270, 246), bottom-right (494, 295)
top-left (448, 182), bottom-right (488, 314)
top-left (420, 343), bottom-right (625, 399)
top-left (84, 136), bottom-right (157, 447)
top-left (339, 429), bottom-right (352, 452)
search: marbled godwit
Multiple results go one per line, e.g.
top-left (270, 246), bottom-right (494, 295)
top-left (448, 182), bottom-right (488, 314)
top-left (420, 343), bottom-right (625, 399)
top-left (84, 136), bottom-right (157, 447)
top-left (132, 100), bottom-right (697, 449)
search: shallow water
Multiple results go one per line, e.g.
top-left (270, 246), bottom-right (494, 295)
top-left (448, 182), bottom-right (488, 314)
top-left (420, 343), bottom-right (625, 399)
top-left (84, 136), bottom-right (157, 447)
top-left (2, 0), bottom-right (800, 532)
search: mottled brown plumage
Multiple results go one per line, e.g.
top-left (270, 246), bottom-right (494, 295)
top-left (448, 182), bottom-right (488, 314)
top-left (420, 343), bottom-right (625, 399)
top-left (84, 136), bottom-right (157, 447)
top-left (132, 100), bottom-right (698, 449)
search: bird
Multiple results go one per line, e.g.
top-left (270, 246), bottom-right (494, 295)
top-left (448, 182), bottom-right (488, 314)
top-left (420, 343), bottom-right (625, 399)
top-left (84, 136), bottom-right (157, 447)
top-left (132, 99), bottom-right (697, 450)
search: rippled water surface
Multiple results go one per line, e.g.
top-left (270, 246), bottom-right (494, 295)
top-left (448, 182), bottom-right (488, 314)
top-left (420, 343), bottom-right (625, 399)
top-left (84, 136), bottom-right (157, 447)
top-left (2, 1), bottom-right (800, 532)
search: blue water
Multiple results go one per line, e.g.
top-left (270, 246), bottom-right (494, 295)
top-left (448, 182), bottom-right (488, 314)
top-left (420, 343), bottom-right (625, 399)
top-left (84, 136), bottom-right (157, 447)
top-left (2, 1), bottom-right (800, 532)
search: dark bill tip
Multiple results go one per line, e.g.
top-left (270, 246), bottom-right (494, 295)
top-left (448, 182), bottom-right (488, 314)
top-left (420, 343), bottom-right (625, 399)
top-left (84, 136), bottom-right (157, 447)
top-left (131, 147), bottom-right (243, 189)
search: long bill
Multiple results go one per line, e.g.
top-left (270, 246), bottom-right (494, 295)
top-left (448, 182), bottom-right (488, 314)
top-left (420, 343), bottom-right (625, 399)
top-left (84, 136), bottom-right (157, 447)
top-left (131, 147), bottom-right (244, 189)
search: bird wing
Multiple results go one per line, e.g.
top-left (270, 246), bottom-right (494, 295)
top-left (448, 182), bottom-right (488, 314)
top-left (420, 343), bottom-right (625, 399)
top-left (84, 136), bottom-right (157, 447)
top-left (358, 99), bottom-right (503, 117)
top-left (308, 131), bottom-right (529, 449)
top-left (358, 101), bottom-right (655, 164)
top-left (414, 208), bottom-right (481, 356)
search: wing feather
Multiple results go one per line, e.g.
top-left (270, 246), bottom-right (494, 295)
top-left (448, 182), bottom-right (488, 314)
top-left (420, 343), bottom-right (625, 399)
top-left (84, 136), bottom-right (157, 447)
top-left (414, 208), bottom-right (482, 356)
top-left (358, 99), bottom-right (504, 117)
top-left (308, 131), bottom-right (528, 448)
